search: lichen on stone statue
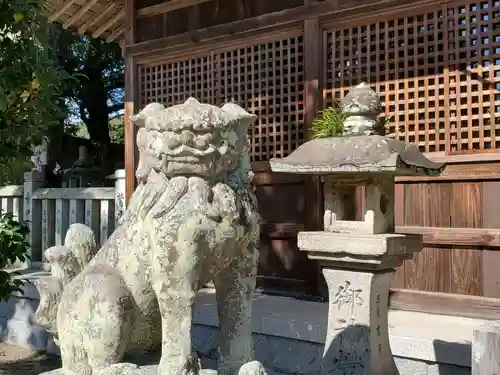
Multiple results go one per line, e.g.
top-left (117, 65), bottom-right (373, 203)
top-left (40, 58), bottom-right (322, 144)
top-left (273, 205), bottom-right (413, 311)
top-left (34, 98), bottom-right (266, 375)
top-left (35, 223), bottom-right (97, 341)
top-left (342, 82), bottom-right (384, 136)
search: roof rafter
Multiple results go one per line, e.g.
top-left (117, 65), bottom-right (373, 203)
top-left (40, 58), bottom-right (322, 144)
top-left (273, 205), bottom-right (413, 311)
top-left (106, 26), bottom-right (125, 43)
top-left (137, 0), bottom-right (213, 18)
top-left (78, 2), bottom-right (116, 35)
top-left (63, 0), bottom-right (100, 29)
top-left (92, 9), bottom-right (124, 38)
top-left (48, 0), bottom-right (77, 22)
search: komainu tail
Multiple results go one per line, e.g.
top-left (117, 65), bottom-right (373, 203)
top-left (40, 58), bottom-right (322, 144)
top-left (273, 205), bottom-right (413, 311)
top-left (34, 223), bottom-right (97, 340)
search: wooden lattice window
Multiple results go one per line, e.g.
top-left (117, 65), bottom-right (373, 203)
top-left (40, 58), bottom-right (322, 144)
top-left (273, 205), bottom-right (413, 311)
top-left (215, 36), bottom-right (306, 161)
top-left (324, 0), bottom-right (500, 154)
top-left (446, 1), bottom-right (500, 153)
top-left (138, 34), bottom-right (305, 162)
top-left (139, 55), bottom-right (213, 108)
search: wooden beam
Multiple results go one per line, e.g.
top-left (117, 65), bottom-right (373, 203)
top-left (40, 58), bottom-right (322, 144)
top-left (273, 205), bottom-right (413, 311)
top-left (389, 288), bottom-right (500, 320)
top-left (424, 151), bottom-right (500, 164)
top-left (124, 0), bottom-right (137, 205)
top-left (124, 0), bottom-right (450, 56)
top-left (396, 162), bottom-right (500, 182)
top-left (395, 226), bottom-right (500, 248)
top-left (125, 0), bottom-right (136, 45)
top-left (62, 0), bottom-right (100, 29)
top-left (482, 182), bottom-right (500, 298)
top-left (303, 1), bottom-right (323, 236)
top-left (303, 3), bottom-right (321, 142)
top-left (78, 3), bottom-right (116, 34)
top-left (137, 0), bottom-right (213, 18)
top-left (48, 0), bottom-right (76, 22)
top-left (106, 26), bottom-right (125, 43)
top-left (124, 59), bottom-right (136, 205)
top-left (252, 172), bottom-right (304, 186)
top-left (260, 223), bottom-right (304, 238)
top-left (92, 9), bottom-right (125, 39)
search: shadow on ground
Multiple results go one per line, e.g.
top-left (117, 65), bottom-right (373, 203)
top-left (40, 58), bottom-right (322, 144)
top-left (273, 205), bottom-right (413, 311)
top-left (0, 344), bottom-right (61, 375)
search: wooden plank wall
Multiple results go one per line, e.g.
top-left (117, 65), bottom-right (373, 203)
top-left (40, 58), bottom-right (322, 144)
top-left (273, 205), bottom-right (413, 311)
top-left (124, 0), bottom-right (500, 315)
top-left (252, 163), bottom-right (317, 292)
top-left (393, 177), bottom-right (500, 298)
top-left (128, 0), bottom-right (323, 294)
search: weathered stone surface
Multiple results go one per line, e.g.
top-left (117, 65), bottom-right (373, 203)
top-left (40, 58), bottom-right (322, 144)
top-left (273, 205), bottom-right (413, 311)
top-left (269, 135), bottom-right (443, 176)
top-left (320, 268), bottom-right (397, 375)
top-left (393, 358), bottom-right (428, 375)
top-left (62, 224), bottom-right (97, 270)
top-left (34, 98), bottom-right (266, 375)
top-left (279, 86), bottom-right (442, 375)
top-left (189, 324), bottom-right (472, 375)
top-left (269, 84), bottom-right (443, 177)
top-left (34, 223), bottom-right (97, 342)
top-left (342, 83), bottom-right (383, 136)
top-left (298, 232), bottom-right (422, 258)
top-left (40, 362), bottom-right (266, 375)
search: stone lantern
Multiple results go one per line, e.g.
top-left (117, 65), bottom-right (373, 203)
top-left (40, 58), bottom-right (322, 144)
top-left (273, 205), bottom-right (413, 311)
top-left (269, 83), bottom-right (444, 375)
top-left (61, 145), bottom-right (102, 187)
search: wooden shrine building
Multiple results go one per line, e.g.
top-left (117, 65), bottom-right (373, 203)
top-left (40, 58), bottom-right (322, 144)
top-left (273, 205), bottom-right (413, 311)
top-left (46, 0), bottom-right (500, 319)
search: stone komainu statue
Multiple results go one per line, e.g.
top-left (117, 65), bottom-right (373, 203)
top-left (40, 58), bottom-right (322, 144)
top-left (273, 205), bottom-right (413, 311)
top-left (34, 98), bottom-right (266, 375)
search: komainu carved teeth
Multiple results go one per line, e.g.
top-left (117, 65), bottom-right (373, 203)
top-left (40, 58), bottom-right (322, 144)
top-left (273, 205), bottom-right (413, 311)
top-left (166, 133), bottom-right (182, 149)
top-left (193, 121), bottom-right (214, 132)
top-left (180, 130), bottom-right (195, 146)
top-left (194, 133), bottom-right (213, 150)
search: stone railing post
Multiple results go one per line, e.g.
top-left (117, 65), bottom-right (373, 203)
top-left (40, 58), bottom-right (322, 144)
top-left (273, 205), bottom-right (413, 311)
top-left (270, 83), bottom-right (445, 375)
top-left (472, 322), bottom-right (500, 375)
top-left (23, 171), bottom-right (45, 267)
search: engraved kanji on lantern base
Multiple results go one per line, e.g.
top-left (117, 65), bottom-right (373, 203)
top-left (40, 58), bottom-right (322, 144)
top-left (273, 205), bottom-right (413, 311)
top-left (270, 84), bottom-right (445, 375)
top-left (321, 269), bottom-right (394, 375)
top-left (298, 230), bottom-right (422, 375)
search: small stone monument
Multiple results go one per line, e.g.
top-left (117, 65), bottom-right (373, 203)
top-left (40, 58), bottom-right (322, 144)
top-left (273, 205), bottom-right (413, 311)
top-left (270, 84), bottom-right (444, 375)
top-left (61, 145), bottom-right (102, 187)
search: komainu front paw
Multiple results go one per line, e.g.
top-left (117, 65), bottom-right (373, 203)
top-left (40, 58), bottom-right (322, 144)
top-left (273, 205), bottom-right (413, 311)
top-left (158, 354), bottom-right (201, 375)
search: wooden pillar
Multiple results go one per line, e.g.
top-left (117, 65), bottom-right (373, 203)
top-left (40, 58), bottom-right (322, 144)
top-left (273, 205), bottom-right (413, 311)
top-left (473, 322), bottom-right (500, 375)
top-left (303, 0), bottom-right (323, 232)
top-left (303, 0), bottom-right (324, 294)
top-left (124, 0), bottom-right (137, 205)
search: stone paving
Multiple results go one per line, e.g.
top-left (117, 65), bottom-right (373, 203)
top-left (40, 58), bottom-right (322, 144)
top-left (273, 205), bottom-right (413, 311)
top-left (0, 343), bottom-right (60, 375)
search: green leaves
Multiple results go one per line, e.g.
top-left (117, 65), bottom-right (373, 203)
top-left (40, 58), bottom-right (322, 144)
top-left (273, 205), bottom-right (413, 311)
top-left (0, 0), bottom-right (68, 184)
top-left (0, 212), bottom-right (30, 302)
top-left (312, 103), bottom-right (393, 139)
top-left (312, 104), bottom-right (347, 139)
top-left (13, 12), bottom-right (25, 23)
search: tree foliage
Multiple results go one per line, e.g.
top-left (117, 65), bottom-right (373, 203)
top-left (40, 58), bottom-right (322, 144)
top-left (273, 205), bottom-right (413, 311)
top-left (0, 213), bottom-right (30, 302)
top-left (0, 0), bottom-right (67, 183)
top-left (32, 25), bottom-right (125, 176)
top-left (52, 27), bottom-right (124, 171)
